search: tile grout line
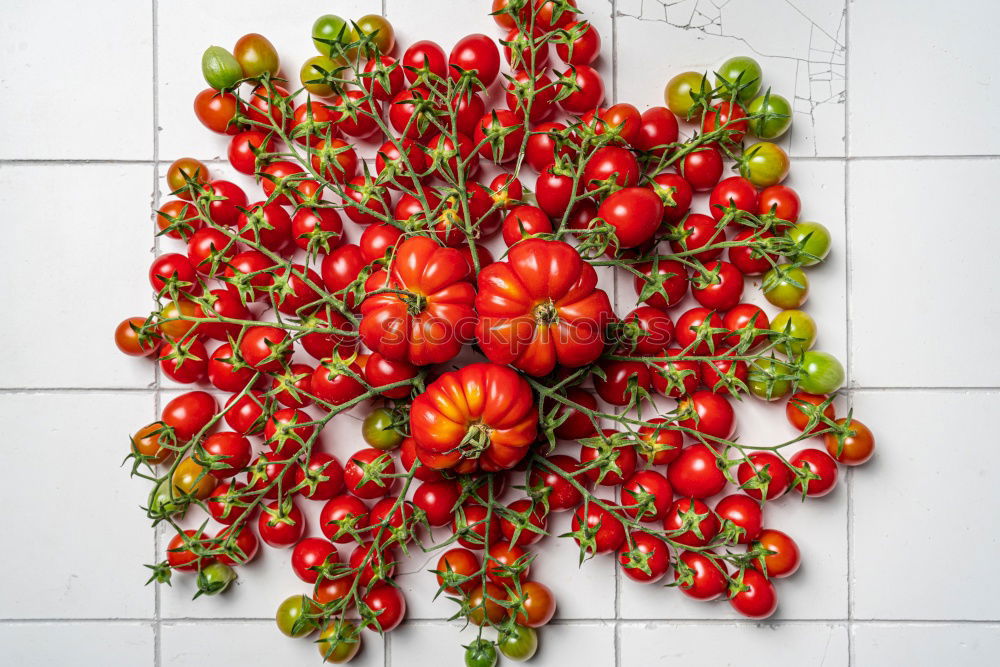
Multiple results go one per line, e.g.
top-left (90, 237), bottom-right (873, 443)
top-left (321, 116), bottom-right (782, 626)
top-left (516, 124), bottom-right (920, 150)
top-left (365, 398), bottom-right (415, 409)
top-left (609, 3), bottom-right (623, 665)
top-left (6, 155), bottom-right (1000, 167)
top-left (3, 385), bottom-right (999, 394)
top-left (18, 617), bottom-right (997, 625)
top-left (151, 1), bottom-right (162, 666)
top-left (380, 6), bottom-right (389, 666)
top-left (843, 1), bottom-right (854, 665)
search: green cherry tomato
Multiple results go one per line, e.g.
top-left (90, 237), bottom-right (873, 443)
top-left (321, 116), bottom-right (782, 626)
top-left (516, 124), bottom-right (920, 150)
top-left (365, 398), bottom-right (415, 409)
top-left (465, 639), bottom-right (499, 667)
top-left (715, 55), bottom-right (762, 103)
top-left (748, 357), bottom-right (795, 401)
top-left (362, 407), bottom-right (404, 450)
top-left (196, 562), bottom-right (237, 597)
top-left (275, 595), bottom-right (319, 638)
top-left (747, 92), bottom-right (792, 139)
top-left (355, 14), bottom-right (395, 55)
top-left (312, 15), bottom-right (356, 59)
top-left (149, 479), bottom-right (185, 517)
top-left (770, 309), bottom-right (817, 356)
top-left (797, 350), bottom-right (845, 394)
top-left (763, 265), bottom-right (809, 309)
top-left (787, 221), bottom-right (832, 266)
top-left (498, 624), bottom-right (539, 662)
top-left (233, 33), bottom-right (280, 79)
top-left (300, 55), bottom-right (342, 97)
top-left (741, 141), bottom-right (790, 187)
top-left (665, 71), bottom-right (710, 119)
top-left (317, 620), bottom-right (361, 663)
top-left (201, 46), bottom-right (243, 90)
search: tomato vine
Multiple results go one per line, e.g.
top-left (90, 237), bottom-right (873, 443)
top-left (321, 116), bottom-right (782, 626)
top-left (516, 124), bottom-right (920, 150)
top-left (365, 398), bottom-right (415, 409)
top-left (116, 1), bottom-right (875, 663)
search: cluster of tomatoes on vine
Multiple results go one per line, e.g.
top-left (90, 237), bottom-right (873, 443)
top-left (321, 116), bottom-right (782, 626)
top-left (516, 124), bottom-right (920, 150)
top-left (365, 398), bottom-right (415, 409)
top-left (111, 0), bottom-right (876, 664)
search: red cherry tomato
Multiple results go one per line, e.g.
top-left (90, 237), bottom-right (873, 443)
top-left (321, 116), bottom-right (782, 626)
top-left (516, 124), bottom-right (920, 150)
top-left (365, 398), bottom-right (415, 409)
top-left (291, 537), bottom-right (338, 584)
top-left (676, 144), bottom-right (723, 191)
top-left (664, 497), bottom-right (720, 547)
top-left (715, 494), bottom-right (763, 544)
top-left (449, 34), bottom-right (501, 86)
top-left (789, 448), bottom-right (839, 497)
top-left (555, 20), bottom-right (600, 65)
top-left (677, 391), bottom-right (736, 441)
top-left (752, 528), bottom-right (801, 578)
top-left (737, 452), bottom-right (791, 501)
top-left (668, 445), bottom-right (727, 499)
top-left (730, 568), bottom-right (778, 619)
top-left (618, 532), bottom-right (671, 583)
top-left (675, 550), bottom-right (728, 600)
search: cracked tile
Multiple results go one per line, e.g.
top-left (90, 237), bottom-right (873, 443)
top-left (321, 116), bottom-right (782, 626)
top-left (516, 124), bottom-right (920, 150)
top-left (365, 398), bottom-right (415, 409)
top-left (616, 0), bottom-right (846, 157)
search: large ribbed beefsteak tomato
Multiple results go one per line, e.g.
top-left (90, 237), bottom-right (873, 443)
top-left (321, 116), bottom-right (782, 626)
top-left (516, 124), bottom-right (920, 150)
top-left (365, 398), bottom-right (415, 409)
top-left (475, 238), bottom-right (614, 376)
top-left (409, 363), bottom-right (538, 471)
top-left (360, 236), bottom-right (476, 365)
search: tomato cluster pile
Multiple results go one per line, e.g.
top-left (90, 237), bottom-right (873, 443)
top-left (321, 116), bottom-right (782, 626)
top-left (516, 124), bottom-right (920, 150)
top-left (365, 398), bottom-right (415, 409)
top-left (114, 0), bottom-right (876, 664)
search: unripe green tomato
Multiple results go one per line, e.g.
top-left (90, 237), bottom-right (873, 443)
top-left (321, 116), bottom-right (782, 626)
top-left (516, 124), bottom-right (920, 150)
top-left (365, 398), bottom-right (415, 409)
top-left (313, 14), bottom-right (357, 59)
top-left (356, 14), bottom-right (395, 55)
top-left (201, 46), bottom-right (243, 90)
top-left (300, 55), bottom-right (341, 97)
top-left (465, 639), bottom-right (498, 667)
top-left (149, 479), bottom-right (184, 517)
top-left (797, 350), bottom-right (845, 394)
top-left (498, 625), bottom-right (538, 662)
top-left (747, 92), bottom-right (792, 139)
top-left (362, 407), bottom-right (404, 451)
top-left (770, 309), bottom-right (817, 356)
top-left (741, 141), bottom-right (789, 187)
top-left (275, 595), bottom-right (319, 638)
top-left (234, 33), bottom-right (279, 78)
top-left (763, 266), bottom-right (809, 309)
top-left (197, 562), bottom-right (236, 596)
top-left (715, 55), bottom-right (762, 103)
top-left (787, 221), bottom-right (832, 266)
top-left (748, 357), bottom-right (794, 401)
top-left (665, 71), bottom-right (709, 119)
top-left (317, 621), bottom-right (361, 663)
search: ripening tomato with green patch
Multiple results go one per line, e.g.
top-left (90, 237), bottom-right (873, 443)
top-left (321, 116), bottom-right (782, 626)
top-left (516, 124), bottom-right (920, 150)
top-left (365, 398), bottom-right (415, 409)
top-left (741, 141), bottom-right (789, 187)
top-left (665, 70), bottom-right (709, 118)
top-left (825, 418), bottom-right (875, 466)
top-left (763, 265), bottom-right (809, 309)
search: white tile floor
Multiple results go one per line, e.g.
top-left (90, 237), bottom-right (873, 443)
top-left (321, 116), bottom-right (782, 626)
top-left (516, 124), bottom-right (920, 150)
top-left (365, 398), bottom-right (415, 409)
top-left (1, 0), bottom-right (999, 665)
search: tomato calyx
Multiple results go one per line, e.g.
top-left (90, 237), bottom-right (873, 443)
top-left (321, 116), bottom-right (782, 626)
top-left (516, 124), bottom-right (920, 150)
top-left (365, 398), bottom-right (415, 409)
top-left (479, 110), bottom-right (525, 162)
top-left (635, 259), bottom-right (681, 306)
top-left (577, 432), bottom-right (632, 485)
top-left (618, 541), bottom-right (658, 577)
top-left (324, 512), bottom-right (370, 545)
top-left (144, 560), bottom-right (174, 585)
top-left (432, 560), bottom-right (479, 595)
top-left (531, 298), bottom-right (559, 326)
top-left (718, 517), bottom-right (749, 545)
top-left (349, 451), bottom-right (395, 493)
top-left (620, 485), bottom-right (659, 522)
top-left (455, 422), bottom-right (496, 461)
top-left (262, 496), bottom-right (300, 528)
top-left (665, 500), bottom-right (713, 543)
